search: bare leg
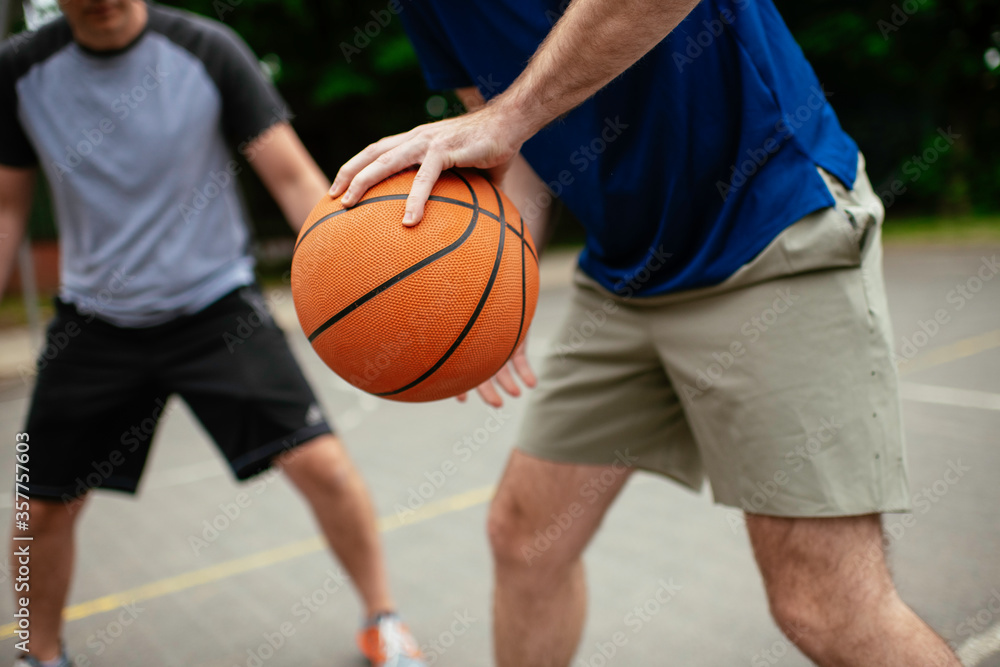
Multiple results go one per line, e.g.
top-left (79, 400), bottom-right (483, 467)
top-left (277, 435), bottom-right (394, 617)
top-left (12, 496), bottom-right (87, 661)
top-left (747, 513), bottom-right (960, 667)
top-left (488, 451), bottom-right (632, 667)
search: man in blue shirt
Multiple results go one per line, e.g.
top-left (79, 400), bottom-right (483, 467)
top-left (331, 0), bottom-right (959, 665)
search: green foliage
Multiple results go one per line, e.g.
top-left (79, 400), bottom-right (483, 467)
top-left (161, 0), bottom-right (431, 238)
top-left (778, 0), bottom-right (999, 215)
top-left (311, 65), bottom-right (377, 104)
top-left (190, 0), bottom-right (998, 226)
top-left (15, 0), bottom-right (1000, 242)
top-left (372, 33), bottom-right (419, 73)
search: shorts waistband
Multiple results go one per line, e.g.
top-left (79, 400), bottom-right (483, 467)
top-left (54, 283), bottom-right (256, 337)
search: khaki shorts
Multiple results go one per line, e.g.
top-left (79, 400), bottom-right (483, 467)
top-left (518, 155), bottom-right (911, 516)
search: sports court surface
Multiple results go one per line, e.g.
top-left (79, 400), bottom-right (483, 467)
top-left (1, 243), bottom-right (998, 666)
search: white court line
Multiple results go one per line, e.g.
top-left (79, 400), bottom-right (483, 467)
top-left (900, 382), bottom-right (1000, 412)
top-left (957, 619), bottom-right (1000, 666)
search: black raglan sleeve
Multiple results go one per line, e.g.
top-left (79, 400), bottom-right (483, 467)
top-left (150, 5), bottom-right (291, 150)
top-left (205, 23), bottom-right (291, 147)
top-left (0, 37), bottom-right (39, 167)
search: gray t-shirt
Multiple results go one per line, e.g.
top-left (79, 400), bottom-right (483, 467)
top-left (0, 3), bottom-right (289, 326)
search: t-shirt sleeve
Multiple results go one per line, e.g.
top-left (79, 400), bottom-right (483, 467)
top-left (204, 24), bottom-right (291, 147)
top-left (398, 4), bottom-right (473, 90)
top-left (0, 41), bottom-right (38, 167)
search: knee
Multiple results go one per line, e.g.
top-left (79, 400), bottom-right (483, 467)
top-left (280, 436), bottom-right (355, 495)
top-left (487, 497), bottom-right (572, 575)
top-left (487, 500), bottom-right (524, 569)
top-left (767, 588), bottom-right (828, 648)
top-left (20, 497), bottom-right (84, 535)
top-left (765, 575), bottom-right (894, 655)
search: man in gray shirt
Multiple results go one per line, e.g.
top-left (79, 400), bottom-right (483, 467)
top-left (0, 0), bottom-right (425, 665)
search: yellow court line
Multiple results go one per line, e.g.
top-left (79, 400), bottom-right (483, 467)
top-left (1, 484), bottom-right (495, 639)
top-left (898, 329), bottom-right (1000, 376)
top-left (4, 330), bottom-right (995, 639)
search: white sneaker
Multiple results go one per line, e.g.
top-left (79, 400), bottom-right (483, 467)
top-left (356, 612), bottom-right (427, 667)
top-left (14, 650), bottom-right (73, 667)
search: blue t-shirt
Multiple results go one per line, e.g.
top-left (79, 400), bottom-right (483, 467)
top-left (399, 0), bottom-right (859, 296)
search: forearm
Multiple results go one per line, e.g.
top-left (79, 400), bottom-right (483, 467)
top-left (493, 0), bottom-right (700, 139)
top-left (249, 123), bottom-right (331, 232)
top-left (0, 166), bottom-right (36, 299)
top-left (456, 88), bottom-right (553, 254)
top-left (272, 169), bottom-right (329, 232)
top-left (501, 154), bottom-right (554, 257)
top-left (0, 210), bottom-right (28, 299)
top-left (332, 1), bottom-right (696, 224)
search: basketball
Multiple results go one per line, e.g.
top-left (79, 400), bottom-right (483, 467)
top-left (291, 168), bottom-right (539, 403)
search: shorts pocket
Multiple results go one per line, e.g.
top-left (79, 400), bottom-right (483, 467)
top-left (821, 155), bottom-right (885, 264)
top-left (818, 171), bottom-right (868, 265)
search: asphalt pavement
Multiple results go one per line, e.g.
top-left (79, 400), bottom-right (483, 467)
top-left (0, 243), bottom-right (997, 667)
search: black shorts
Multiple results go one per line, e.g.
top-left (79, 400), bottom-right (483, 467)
top-left (23, 285), bottom-right (332, 500)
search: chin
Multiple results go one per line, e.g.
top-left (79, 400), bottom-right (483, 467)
top-left (76, 0), bottom-right (130, 34)
top-left (87, 12), bottom-right (125, 31)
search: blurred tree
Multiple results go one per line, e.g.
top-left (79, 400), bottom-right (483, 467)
top-left (10, 0), bottom-right (1000, 243)
top-left (159, 0), bottom-right (432, 237)
top-left (778, 0), bottom-right (1000, 215)
top-left (165, 0), bottom-right (1000, 226)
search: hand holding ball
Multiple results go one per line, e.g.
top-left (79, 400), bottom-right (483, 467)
top-left (291, 168), bottom-right (539, 402)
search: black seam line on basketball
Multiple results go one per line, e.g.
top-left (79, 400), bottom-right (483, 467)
top-left (415, 193), bottom-right (538, 263)
top-left (427, 195), bottom-right (504, 224)
top-left (487, 177), bottom-right (507, 227)
top-left (293, 194), bottom-right (411, 254)
top-left (517, 214), bottom-right (527, 359)
top-left (306, 203), bottom-right (480, 343)
top-left (306, 169), bottom-right (477, 345)
top-left (292, 193), bottom-right (514, 255)
top-left (376, 171), bottom-right (501, 397)
top-left (505, 215), bottom-right (528, 365)
top-left (425, 197), bottom-right (499, 223)
top-left (485, 182), bottom-right (524, 366)
top-left (503, 223), bottom-right (536, 260)
top-left (422, 194), bottom-right (537, 259)
top-left (481, 184), bottom-right (526, 366)
top-left (494, 217), bottom-right (535, 260)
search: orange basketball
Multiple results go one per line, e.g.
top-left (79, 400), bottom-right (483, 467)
top-left (291, 168), bottom-right (539, 402)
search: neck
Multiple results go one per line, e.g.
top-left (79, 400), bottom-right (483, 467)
top-left (72, 1), bottom-right (148, 52)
